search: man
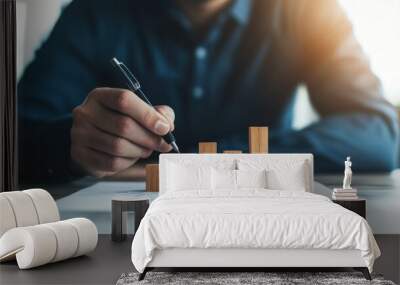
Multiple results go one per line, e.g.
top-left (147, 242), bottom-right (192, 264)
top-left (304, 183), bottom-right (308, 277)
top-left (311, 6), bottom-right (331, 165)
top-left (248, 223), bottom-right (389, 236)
top-left (18, 0), bottom-right (399, 184)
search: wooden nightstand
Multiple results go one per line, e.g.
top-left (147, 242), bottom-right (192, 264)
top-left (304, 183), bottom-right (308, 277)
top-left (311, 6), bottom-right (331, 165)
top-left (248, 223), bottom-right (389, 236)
top-left (333, 198), bottom-right (366, 219)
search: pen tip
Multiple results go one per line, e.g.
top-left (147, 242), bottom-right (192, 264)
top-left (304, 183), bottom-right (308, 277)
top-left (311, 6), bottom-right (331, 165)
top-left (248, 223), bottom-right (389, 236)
top-left (171, 142), bottom-right (180, 153)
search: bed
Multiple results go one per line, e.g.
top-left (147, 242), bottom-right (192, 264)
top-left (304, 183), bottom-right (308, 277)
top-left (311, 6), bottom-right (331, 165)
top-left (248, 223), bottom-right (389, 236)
top-left (131, 154), bottom-right (380, 280)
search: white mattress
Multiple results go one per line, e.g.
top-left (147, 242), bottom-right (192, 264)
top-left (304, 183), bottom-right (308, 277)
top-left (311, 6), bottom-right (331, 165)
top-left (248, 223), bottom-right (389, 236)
top-left (131, 190), bottom-right (380, 273)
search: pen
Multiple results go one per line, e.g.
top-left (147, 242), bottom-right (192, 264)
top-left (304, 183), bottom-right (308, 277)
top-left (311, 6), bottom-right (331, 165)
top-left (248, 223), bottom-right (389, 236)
top-left (110, 57), bottom-right (180, 153)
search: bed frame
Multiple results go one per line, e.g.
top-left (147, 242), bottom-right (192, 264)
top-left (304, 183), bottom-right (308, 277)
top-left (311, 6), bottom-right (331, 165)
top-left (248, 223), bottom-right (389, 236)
top-left (139, 249), bottom-right (371, 280)
top-left (139, 154), bottom-right (372, 281)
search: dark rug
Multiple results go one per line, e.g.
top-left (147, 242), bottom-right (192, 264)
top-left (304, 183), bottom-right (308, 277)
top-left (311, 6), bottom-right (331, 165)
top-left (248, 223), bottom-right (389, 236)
top-left (116, 272), bottom-right (396, 285)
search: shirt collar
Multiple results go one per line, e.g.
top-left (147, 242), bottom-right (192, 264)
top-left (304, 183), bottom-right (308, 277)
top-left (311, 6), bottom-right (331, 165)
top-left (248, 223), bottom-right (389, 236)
top-left (162, 0), bottom-right (251, 28)
top-left (231, 0), bottom-right (251, 26)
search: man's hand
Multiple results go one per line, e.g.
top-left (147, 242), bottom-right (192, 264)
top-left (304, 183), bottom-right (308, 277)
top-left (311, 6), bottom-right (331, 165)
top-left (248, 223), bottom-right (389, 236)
top-left (71, 87), bottom-right (174, 178)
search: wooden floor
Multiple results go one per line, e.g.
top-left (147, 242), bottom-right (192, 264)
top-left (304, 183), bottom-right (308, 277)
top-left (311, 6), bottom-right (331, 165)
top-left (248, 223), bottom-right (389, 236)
top-left (0, 235), bottom-right (398, 285)
top-left (374, 235), bottom-right (400, 283)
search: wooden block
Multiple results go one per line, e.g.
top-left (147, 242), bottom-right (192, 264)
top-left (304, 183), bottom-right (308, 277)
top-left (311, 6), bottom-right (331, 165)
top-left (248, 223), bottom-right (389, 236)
top-left (223, 150), bottom-right (242, 154)
top-left (248, 126), bottom-right (269, 153)
top-left (145, 164), bottom-right (159, 192)
top-left (198, 142), bottom-right (217, 153)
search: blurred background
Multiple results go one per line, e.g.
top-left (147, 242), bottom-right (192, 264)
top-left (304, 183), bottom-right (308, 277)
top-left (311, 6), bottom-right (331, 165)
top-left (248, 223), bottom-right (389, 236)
top-left (16, 0), bottom-right (400, 130)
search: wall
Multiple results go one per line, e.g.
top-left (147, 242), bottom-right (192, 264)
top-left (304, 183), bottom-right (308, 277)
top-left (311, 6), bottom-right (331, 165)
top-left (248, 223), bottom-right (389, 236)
top-left (18, 0), bottom-right (400, 129)
top-left (16, 0), bottom-right (71, 78)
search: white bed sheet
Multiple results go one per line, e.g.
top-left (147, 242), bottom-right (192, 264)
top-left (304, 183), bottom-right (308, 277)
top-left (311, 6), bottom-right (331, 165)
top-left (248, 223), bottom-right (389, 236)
top-left (131, 190), bottom-right (380, 273)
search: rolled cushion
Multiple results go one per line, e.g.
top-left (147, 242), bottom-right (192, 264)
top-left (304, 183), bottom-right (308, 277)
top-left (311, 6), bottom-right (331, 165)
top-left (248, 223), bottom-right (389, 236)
top-left (1, 191), bottom-right (39, 227)
top-left (42, 221), bottom-right (79, 262)
top-left (0, 218), bottom-right (98, 269)
top-left (0, 196), bottom-right (17, 237)
top-left (0, 226), bottom-right (57, 268)
top-left (23, 189), bottom-right (60, 224)
top-left (65, 218), bottom-right (98, 257)
top-left (0, 189), bottom-right (60, 239)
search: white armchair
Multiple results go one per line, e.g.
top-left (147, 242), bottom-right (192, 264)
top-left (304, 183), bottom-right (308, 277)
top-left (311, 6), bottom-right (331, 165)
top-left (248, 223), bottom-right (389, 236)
top-left (0, 189), bottom-right (97, 269)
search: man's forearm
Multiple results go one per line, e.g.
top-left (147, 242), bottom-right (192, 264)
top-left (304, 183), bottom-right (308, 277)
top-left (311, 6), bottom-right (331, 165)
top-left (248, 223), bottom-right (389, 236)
top-left (270, 114), bottom-right (399, 173)
top-left (218, 113), bottom-right (398, 173)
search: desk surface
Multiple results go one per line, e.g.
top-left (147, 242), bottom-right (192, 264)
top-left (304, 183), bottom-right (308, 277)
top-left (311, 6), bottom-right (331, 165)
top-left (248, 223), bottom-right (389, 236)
top-left (51, 171), bottom-right (400, 235)
top-left (0, 235), bottom-right (133, 285)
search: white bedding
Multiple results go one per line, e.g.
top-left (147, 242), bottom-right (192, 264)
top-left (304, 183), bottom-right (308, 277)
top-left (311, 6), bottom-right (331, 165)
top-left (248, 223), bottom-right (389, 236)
top-left (131, 190), bottom-right (380, 273)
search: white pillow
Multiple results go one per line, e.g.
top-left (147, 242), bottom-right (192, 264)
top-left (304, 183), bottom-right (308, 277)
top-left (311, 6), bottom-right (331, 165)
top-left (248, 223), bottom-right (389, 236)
top-left (238, 159), bottom-right (308, 191)
top-left (236, 169), bottom-right (267, 189)
top-left (167, 163), bottom-right (212, 191)
top-left (212, 168), bottom-right (237, 190)
top-left (267, 162), bottom-right (307, 191)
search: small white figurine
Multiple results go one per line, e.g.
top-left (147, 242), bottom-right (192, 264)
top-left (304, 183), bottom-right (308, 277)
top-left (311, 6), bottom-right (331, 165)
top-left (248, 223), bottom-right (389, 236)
top-left (342, 156), bottom-right (352, 189)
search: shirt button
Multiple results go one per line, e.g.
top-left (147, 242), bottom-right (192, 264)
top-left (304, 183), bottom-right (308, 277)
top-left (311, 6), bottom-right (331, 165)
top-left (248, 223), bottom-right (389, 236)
top-left (195, 47), bottom-right (207, 60)
top-left (192, 86), bottom-right (204, 99)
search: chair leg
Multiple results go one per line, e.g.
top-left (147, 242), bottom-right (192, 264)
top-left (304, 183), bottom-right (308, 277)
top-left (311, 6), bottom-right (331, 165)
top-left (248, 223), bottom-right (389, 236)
top-left (138, 268), bottom-right (148, 281)
top-left (354, 267), bottom-right (372, 280)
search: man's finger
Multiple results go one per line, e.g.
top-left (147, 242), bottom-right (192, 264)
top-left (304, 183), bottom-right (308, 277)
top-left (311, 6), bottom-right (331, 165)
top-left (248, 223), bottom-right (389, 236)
top-left (71, 146), bottom-right (138, 176)
top-left (71, 120), bottom-right (152, 159)
top-left (93, 88), bottom-right (171, 136)
top-left (74, 103), bottom-right (171, 152)
top-left (154, 105), bottom-right (175, 131)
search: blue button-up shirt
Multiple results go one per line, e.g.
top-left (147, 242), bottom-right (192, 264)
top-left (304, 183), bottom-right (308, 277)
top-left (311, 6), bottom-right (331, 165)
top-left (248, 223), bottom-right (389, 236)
top-left (18, 0), bottom-right (399, 183)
